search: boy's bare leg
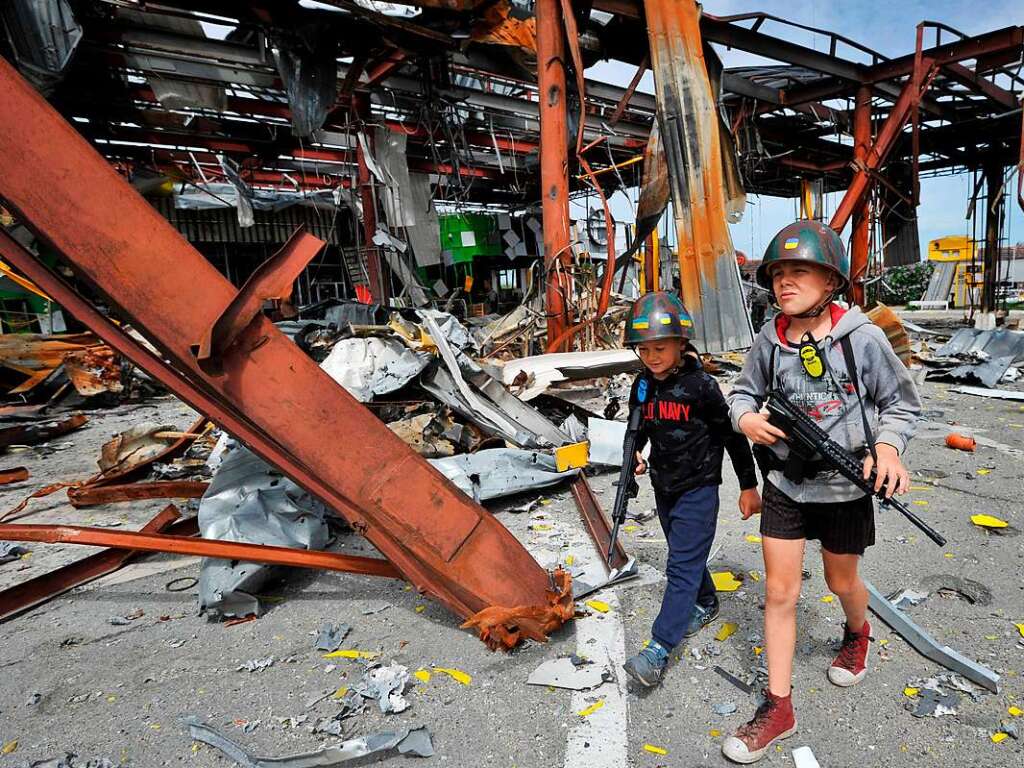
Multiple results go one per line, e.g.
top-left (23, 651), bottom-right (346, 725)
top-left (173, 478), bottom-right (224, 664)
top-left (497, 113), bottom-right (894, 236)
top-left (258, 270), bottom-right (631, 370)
top-left (762, 536), bottom-right (806, 697)
top-left (821, 549), bottom-right (867, 630)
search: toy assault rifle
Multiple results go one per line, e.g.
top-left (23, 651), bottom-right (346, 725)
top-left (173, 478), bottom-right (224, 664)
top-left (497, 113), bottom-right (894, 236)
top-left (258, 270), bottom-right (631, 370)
top-left (606, 405), bottom-right (643, 567)
top-left (764, 391), bottom-right (947, 547)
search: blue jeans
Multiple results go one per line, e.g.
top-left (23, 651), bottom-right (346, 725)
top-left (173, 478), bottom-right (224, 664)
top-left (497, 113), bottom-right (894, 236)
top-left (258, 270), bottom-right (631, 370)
top-left (651, 484), bottom-right (720, 650)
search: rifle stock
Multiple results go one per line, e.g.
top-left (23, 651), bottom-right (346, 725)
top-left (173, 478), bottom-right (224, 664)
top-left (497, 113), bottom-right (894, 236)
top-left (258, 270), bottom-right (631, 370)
top-left (607, 406), bottom-right (643, 567)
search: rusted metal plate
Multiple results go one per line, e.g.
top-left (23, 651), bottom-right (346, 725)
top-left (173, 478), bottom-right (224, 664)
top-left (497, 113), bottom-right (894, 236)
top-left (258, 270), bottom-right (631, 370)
top-left (644, 0), bottom-right (753, 353)
top-left (0, 467), bottom-right (29, 485)
top-left (570, 476), bottom-right (628, 572)
top-left (0, 413), bottom-right (88, 449)
top-left (0, 57), bottom-right (569, 648)
top-left (0, 504), bottom-right (185, 623)
top-left (0, 332), bottom-right (119, 396)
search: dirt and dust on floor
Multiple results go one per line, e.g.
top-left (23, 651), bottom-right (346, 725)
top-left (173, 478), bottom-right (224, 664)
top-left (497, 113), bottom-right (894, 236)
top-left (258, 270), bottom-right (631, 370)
top-left (0, 307), bottom-right (1022, 767)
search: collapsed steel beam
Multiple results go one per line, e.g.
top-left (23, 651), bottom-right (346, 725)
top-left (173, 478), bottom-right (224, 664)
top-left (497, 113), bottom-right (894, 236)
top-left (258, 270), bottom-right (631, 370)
top-left (0, 57), bottom-right (570, 650)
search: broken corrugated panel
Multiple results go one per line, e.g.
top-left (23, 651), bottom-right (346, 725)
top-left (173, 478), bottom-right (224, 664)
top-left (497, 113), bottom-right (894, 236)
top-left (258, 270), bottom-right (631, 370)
top-left (644, 0), bottom-right (753, 353)
top-left (405, 173), bottom-right (443, 267)
top-left (922, 261), bottom-right (956, 303)
top-left (0, 0), bottom-right (82, 94)
top-left (374, 127), bottom-right (417, 227)
top-left (272, 25), bottom-right (338, 139)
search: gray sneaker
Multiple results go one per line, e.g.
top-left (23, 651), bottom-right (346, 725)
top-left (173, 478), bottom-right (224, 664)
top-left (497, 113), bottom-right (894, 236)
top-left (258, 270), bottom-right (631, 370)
top-left (623, 641), bottom-right (669, 687)
top-left (683, 600), bottom-right (720, 638)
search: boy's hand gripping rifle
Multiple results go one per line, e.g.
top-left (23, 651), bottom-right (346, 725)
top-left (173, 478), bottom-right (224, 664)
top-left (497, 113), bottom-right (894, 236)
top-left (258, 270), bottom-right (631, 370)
top-left (764, 392), bottom-right (947, 547)
top-left (606, 405), bottom-right (643, 567)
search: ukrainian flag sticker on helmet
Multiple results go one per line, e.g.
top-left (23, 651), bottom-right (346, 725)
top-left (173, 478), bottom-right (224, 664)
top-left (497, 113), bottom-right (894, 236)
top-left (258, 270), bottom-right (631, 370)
top-left (680, 318), bottom-right (693, 327)
top-left (659, 316), bottom-right (672, 325)
top-left (784, 237), bottom-right (800, 250)
top-left (632, 318), bottom-right (650, 329)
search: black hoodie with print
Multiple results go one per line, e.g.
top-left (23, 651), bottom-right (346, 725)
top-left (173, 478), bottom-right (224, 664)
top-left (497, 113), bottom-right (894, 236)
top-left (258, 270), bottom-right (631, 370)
top-left (628, 352), bottom-right (758, 498)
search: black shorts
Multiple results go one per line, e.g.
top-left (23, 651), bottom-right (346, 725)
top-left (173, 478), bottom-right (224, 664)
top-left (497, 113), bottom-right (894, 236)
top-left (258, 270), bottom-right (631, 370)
top-left (760, 480), bottom-right (875, 555)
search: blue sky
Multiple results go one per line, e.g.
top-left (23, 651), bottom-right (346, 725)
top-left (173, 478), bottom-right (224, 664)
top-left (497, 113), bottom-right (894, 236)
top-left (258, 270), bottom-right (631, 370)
top-left (582, 1), bottom-right (1024, 263)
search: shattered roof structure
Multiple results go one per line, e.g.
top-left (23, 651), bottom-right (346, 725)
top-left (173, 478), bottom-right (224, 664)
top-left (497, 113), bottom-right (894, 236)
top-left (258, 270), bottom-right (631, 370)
top-left (1, 1), bottom-right (1018, 206)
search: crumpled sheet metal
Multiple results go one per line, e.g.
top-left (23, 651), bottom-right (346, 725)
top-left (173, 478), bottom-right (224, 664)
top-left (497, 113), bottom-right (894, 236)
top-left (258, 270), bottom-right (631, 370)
top-left (198, 445), bottom-right (330, 619)
top-left (97, 421), bottom-right (175, 474)
top-left (0, 331), bottom-right (117, 395)
top-left (644, 0), bottom-right (753, 354)
top-left (926, 328), bottom-right (1024, 387)
top-left (500, 349), bottom-right (641, 401)
top-left (319, 336), bottom-right (429, 402)
top-left (185, 717), bottom-right (434, 766)
top-left (0, 0), bottom-right (82, 94)
top-left (429, 448), bottom-right (578, 502)
top-left (462, 567), bottom-right (574, 650)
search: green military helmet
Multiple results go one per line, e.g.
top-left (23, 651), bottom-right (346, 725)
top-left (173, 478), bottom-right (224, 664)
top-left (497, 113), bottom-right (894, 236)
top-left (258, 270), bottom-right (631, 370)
top-left (624, 290), bottom-right (694, 346)
top-left (756, 220), bottom-right (850, 294)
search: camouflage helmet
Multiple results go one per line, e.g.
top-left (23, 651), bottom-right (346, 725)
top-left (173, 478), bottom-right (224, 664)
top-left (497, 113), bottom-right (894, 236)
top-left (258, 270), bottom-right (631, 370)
top-left (624, 291), bottom-right (694, 346)
top-left (756, 220), bottom-right (850, 294)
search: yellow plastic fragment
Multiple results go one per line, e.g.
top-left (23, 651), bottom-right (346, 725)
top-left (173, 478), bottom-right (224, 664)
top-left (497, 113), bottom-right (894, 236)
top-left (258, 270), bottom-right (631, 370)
top-left (745, 534), bottom-right (762, 543)
top-left (912, 500), bottom-right (929, 506)
top-left (643, 744), bottom-right (668, 755)
top-left (991, 733), bottom-right (1009, 744)
top-left (1016, 623), bottom-right (1024, 638)
top-left (332, 686), bottom-right (349, 699)
top-left (586, 600), bottom-right (611, 614)
top-left (415, 605), bottom-right (425, 613)
top-left (976, 468), bottom-right (991, 475)
top-left (555, 441), bottom-right (590, 472)
top-left (904, 687), bottom-right (920, 697)
top-left (985, 635), bottom-right (998, 641)
top-left (820, 595), bottom-right (834, 603)
top-left (1008, 706), bottom-right (1023, 717)
top-left (908, 485), bottom-right (931, 491)
top-left (577, 699), bottom-right (605, 717)
top-left (715, 622), bottom-right (738, 641)
top-left (106, 695), bottom-right (116, 703)
top-left (623, 525), bottom-right (638, 533)
top-left (712, 571), bottom-right (742, 592)
top-left (433, 667), bottom-right (471, 685)
top-left (322, 649), bottom-right (380, 660)
top-left (414, 669), bottom-right (431, 683)
top-left (944, 552), bottom-right (955, 559)
top-left (971, 514), bottom-right (1009, 529)
top-left (709, 729), bottom-right (721, 738)
top-left (748, 570), bottom-right (762, 582)
top-left (565, 555), bottom-right (575, 566)
top-left (2, 741), bottom-right (17, 755)
top-left (753, 646), bottom-right (763, 656)
top-left (540, 499), bottom-right (553, 506)
top-left (531, 524), bottom-right (553, 531)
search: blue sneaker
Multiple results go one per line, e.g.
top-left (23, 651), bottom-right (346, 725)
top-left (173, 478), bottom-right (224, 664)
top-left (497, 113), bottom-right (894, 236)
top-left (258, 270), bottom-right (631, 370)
top-left (623, 640), bottom-right (670, 687)
top-left (683, 600), bottom-right (720, 639)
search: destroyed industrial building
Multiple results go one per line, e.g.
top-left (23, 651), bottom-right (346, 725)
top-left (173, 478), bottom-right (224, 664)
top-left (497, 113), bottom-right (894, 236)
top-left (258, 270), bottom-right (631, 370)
top-left (0, 1), bottom-right (1022, 766)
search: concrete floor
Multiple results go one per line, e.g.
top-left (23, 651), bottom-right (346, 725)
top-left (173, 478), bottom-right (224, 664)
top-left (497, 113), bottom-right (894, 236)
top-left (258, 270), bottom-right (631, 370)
top-left (0, 369), bottom-right (1022, 766)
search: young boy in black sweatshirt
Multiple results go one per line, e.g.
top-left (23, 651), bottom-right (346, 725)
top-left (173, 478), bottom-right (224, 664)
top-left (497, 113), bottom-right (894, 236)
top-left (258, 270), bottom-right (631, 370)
top-left (621, 291), bottom-right (761, 687)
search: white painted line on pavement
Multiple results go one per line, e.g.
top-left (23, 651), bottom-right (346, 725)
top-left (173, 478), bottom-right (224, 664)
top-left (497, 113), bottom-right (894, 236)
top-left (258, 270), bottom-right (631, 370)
top-left (563, 591), bottom-right (628, 768)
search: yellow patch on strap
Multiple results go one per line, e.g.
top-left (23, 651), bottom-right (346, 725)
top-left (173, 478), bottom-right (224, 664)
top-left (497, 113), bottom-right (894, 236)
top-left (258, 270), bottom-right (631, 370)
top-left (712, 571), bottom-right (742, 592)
top-left (971, 514), bottom-right (1008, 529)
top-left (432, 667), bottom-right (472, 685)
top-left (643, 744), bottom-right (668, 755)
top-left (585, 599), bottom-right (610, 614)
top-left (577, 699), bottom-right (605, 717)
top-left (715, 622), bottom-right (738, 641)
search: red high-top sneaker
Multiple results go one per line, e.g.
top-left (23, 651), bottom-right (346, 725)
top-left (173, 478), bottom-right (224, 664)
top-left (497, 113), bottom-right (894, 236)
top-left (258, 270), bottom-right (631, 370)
top-left (722, 689), bottom-right (797, 764)
top-left (828, 620), bottom-right (872, 687)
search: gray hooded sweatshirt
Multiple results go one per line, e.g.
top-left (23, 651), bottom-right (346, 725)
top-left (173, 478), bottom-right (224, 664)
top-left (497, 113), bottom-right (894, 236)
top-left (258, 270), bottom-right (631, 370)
top-left (727, 306), bottom-right (921, 503)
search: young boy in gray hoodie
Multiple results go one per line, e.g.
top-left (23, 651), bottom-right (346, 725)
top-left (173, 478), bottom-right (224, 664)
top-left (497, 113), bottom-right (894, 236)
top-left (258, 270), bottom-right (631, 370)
top-left (722, 221), bottom-right (920, 764)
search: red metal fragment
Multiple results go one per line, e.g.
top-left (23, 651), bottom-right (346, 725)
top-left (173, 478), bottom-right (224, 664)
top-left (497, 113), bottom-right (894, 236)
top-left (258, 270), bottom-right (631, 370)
top-left (0, 504), bottom-right (187, 622)
top-left (570, 476), bottom-right (628, 572)
top-left (461, 567), bottom-right (574, 650)
top-left (67, 481), bottom-right (210, 508)
top-left (0, 467), bottom-right (29, 485)
top-left (0, 413), bottom-right (88, 449)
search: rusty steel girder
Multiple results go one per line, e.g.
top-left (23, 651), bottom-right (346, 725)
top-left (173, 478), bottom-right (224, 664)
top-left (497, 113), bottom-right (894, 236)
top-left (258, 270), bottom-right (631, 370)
top-left (0, 57), bottom-right (571, 649)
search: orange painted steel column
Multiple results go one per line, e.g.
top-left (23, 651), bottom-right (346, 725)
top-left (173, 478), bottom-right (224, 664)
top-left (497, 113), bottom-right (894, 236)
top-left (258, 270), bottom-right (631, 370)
top-left (850, 85), bottom-right (872, 307)
top-left (353, 92), bottom-right (388, 304)
top-left (536, 0), bottom-right (571, 350)
top-left (0, 57), bottom-right (568, 649)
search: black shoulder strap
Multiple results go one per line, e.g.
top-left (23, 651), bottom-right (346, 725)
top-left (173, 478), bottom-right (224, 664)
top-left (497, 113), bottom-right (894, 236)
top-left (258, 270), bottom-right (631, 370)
top-left (839, 334), bottom-right (877, 462)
